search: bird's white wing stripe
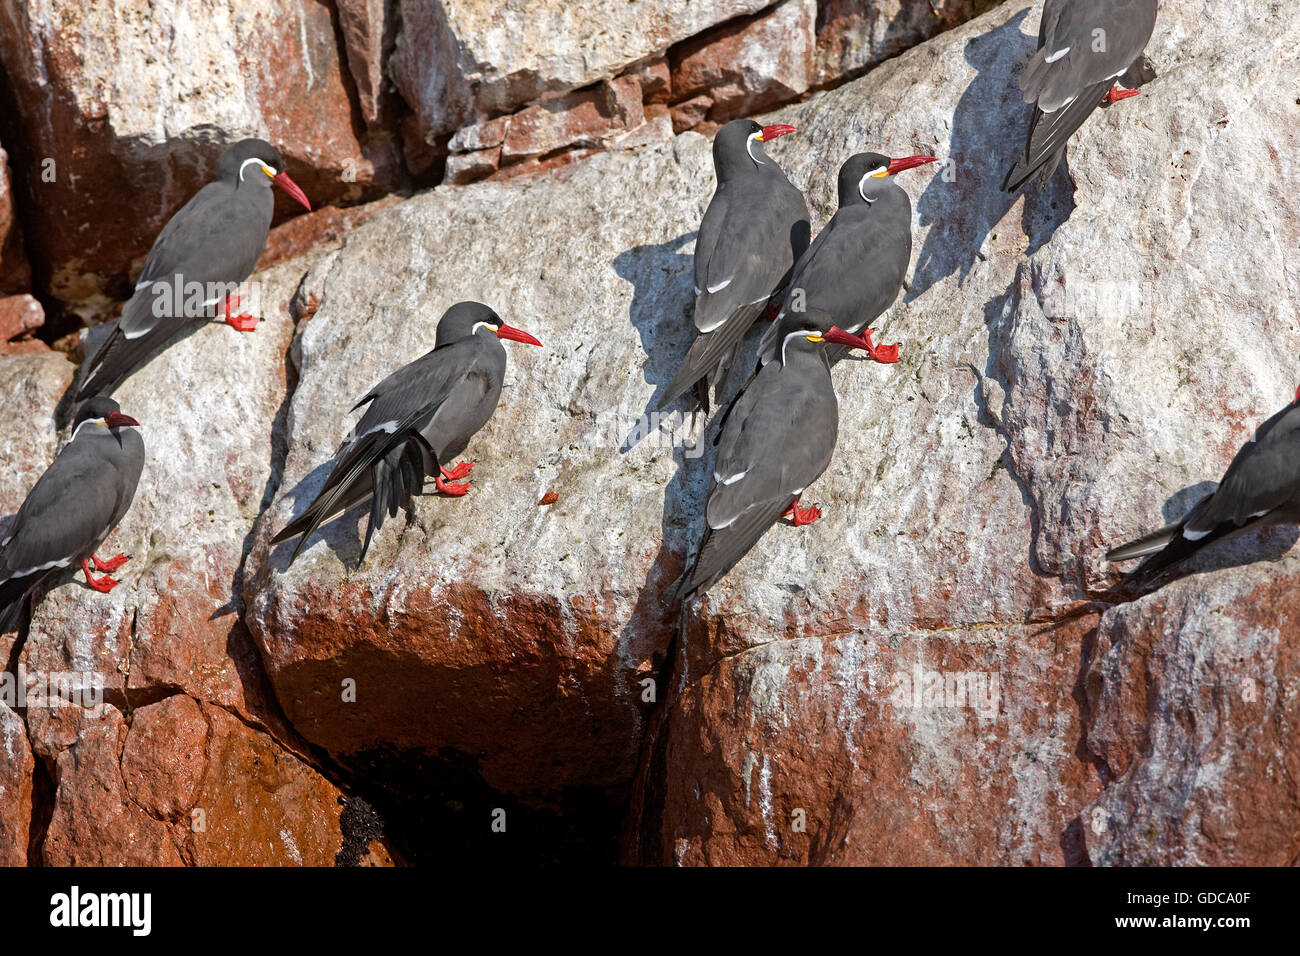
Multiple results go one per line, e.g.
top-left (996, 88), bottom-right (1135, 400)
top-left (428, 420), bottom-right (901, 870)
top-left (8, 557), bottom-right (72, 579)
top-left (358, 420), bottom-right (400, 439)
top-left (706, 278), bottom-right (732, 294)
top-left (714, 470), bottom-right (748, 485)
top-left (1182, 527), bottom-right (1210, 541)
top-left (1044, 47), bottom-right (1070, 64)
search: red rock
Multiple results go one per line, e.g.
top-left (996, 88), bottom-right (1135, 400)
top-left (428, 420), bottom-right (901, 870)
top-left (814, 0), bottom-right (993, 87)
top-left (335, 0), bottom-right (396, 128)
top-left (625, 613), bottom-right (1103, 865)
top-left (501, 91), bottom-right (615, 164)
top-left (670, 0), bottom-right (816, 123)
top-left (603, 75), bottom-right (645, 130)
top-left (0, 0), bottom-right (398, 311)
top-left (0, 293), bottom-right (44, 342)
top-left (255, 196), bottom-right (406, 274)
top-left (39, 708), bottom-right (186, 866)
top-left (628, 56), bottom-right (672, 104)
top-left (670, 94), bottom-right (714, 134)
top-left (449, 117), bottom-right (511, 154)
top-left (0, 144), bottom-right (29, 294)
top-left (0, 703), bottom-right (33, 865)
top-left (33, 693), bottom-right (373, 866)
top-left (1081, 565), bottom-right (1300, 865)
top-left (446, 147), bottom-right (503, 186)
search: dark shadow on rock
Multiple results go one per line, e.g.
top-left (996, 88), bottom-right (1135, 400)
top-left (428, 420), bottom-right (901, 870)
top-left (1160, 480), bottom-right (1217, 523)
top-left (908, 9), bottom-right (1075, 303)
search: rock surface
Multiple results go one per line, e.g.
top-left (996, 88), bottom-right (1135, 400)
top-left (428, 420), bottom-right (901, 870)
top-left (390, 0), bottom-right (777, 146)
top-left (624, 0), bottom-right (1300, 864)
top-left (12, 246), bottom-right (389, 864)
top-left (243, 140), bottom-right (717, 810)
top-left (0, 142), bottom-right (28, 294)
top-left (1, 0), bottom-right (1295, 867)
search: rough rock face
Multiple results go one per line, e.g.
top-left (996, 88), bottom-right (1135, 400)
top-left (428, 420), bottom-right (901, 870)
top-left (813, 0), bottom-right (998, 86)
top-left (390, 0), bottom-right (777, 144)
top-left (11, 248), bottom-right (390, 865)
top-left (0, 702), bottom-right (33, 865)
top-left (670, 0), bottom-right (818, 124)
top-left (243, 140), bottom-right (716, 813)
top-left (0, 0), bottom-right (395, 308)
top-left (626, 0), bottom-right (1300, 863)
top-left (0, 142), bottom-right (28, 294)
top-left (2, 0), bottom-right (1295, 867)
top-left (1083, 564), bottom-right (1300, 866)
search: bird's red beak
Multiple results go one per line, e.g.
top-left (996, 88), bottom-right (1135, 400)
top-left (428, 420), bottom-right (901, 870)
top-left (887, 154), bottom-right (939, 175)
top-left (272, 171), bottom-right (312, 211)
top-left (760, 124), bottom-right (797, 142)
top-left (1294, 384), bottom-right (1300, 405)
top-left (105, 412), bottom-right (140, 428)
top-left (495, 324), bottom-right (542, 347)
top-left (822, 326), bottom-right (868, 349)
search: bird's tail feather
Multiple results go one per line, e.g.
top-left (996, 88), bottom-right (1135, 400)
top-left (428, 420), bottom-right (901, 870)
top-left (360, 441), bottom-right (427, 564)
top-left (1106, 522), bottom-right (1181, 562)
top-left (0, 574), bottom-right (39, 636)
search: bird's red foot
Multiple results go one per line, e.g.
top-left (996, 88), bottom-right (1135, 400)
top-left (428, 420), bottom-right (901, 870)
top-left (853, 328), bottom-right (900, 364)
top-left (435, 474), bottom-right (471, 496)
top-left (92, 552), bottom-right (130, 574)
top-left (1102, 85), bottom-right (1140, 104)
top-left (440, 461), bottom-right (475, 481)
top-left (222, 294), bottom-right (259, 332)
top-left (80, 559), bottom-right (120, 593)
top-left (782, 500), bottom-right (822, 526)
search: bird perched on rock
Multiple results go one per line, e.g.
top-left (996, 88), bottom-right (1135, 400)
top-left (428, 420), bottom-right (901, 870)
top-left (76, 138), bottom-right (312, 399)
top-left (669, 313), bottom-right (870, 604)
top-left (1002, 0), bottom-right (1158, 191)
top-left (272, 301), bottom-right (543, 568)
top-left (756, 151), bottom-right (937, 366)
top-left (657, 118), bottom-right (809, 414)
top-left (1107, 386), bottom-right (1300, 586)
top-left (0, 397), bottom-right (144, 633)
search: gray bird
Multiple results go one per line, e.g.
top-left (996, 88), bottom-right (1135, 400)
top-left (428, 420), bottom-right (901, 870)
top-left (756, 151), bottom-right (937, 366)
top-left (272, 301), bottom-right (543, 567)
top-left (669, 315), bottom-right (869, 603)
top-left (1002, 0), bottom-right (1158, 192)
top-left (0, 397), bottom-right (144, 633)
top-left (77, 138), bottom-right (312, 399)
top-left (657, 118), bottom-right (809, 413)
top-left (1108, 386), bottom-right (1300, 585)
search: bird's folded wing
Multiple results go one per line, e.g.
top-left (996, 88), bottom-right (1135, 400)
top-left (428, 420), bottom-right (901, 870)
top-left (1186, 409), bottom-right (1300, 533)
top-left (0, 456), bottom-right (119, 578)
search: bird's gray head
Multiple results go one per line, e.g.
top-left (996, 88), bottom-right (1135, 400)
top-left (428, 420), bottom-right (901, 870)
top-left (713, 119), bottom-right (797, 181)
top-left (72, 396), bottom-right (140, 437)
top-left (774, 312), bottom-right (875, 366)
top-left (216, 138), bottom-right (312, 211)
top-left (434, 301), bottom-right (543, 349)
top-left (837, 151), bottom-right (938, 207)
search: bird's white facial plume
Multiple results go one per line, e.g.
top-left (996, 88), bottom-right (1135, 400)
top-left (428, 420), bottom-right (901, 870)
top-left (746, 132), bottom-right (767, 166)
top-left (857, 166), bottom-right (888, 204)
top-left (238, 157), bottom-right (278, 182)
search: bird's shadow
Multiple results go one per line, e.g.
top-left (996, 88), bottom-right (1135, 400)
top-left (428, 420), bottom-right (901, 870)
top-left (611, 232), bottom-right (702, 452)
top-left (907, 8), bottom-right (1075, 303)
top-left (258, 457), bottom-right (379, 576)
